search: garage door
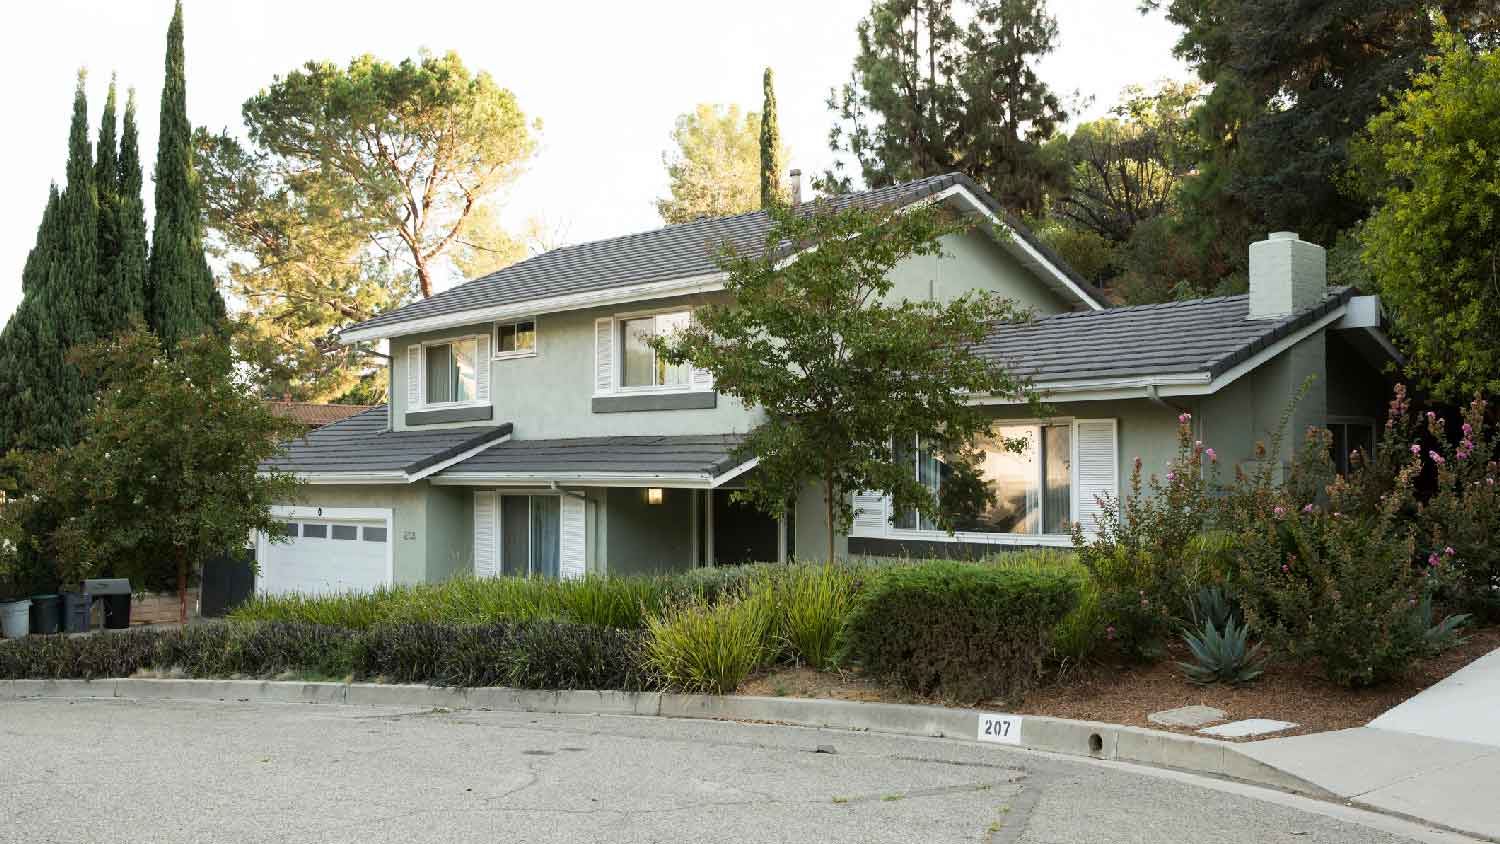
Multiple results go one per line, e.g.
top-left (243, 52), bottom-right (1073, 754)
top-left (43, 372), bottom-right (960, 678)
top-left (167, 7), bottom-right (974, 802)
top-left (256, 513), bottom-right (392, 597)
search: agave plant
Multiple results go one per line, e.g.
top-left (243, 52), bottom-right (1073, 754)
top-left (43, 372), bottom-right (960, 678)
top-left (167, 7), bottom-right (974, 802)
top-left (1186, 585), bottom-right (1243, 632)
top-left (1176, 616), bottom-right (1266, 686)
top-left (1411, 594), bottom-right (1471, 656)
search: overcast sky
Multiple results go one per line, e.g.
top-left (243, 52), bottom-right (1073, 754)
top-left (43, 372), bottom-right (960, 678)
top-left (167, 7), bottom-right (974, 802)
top-left (0, 0), bottom-right (1190, 324)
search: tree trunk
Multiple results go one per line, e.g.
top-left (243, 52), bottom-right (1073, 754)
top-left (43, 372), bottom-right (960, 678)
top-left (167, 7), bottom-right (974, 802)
top-left (415, 259), bottom-right (433, 298)
top-left (177, 552), bottom-right (188, 626)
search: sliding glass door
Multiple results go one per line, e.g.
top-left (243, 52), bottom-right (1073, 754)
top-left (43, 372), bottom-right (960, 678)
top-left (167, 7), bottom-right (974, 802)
top-left (500, 495), bottom-right (561, 578)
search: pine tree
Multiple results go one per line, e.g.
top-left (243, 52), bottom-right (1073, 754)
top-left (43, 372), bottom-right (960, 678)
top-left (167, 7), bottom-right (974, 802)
top-left (760, 68), bottom-right (786, 208)
top-left (147, 0), bottom-right (222, 351)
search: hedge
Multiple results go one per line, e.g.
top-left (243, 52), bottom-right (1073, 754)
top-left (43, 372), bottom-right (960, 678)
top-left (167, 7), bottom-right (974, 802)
top-left (835, 560), bottom-right (1082, 703)
top-left (0, 620), bottom-right (651, 691)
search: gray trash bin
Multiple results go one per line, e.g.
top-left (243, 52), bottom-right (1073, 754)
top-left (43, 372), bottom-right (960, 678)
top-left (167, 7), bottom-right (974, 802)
top-left (83, 579), bottom-right (132, 629)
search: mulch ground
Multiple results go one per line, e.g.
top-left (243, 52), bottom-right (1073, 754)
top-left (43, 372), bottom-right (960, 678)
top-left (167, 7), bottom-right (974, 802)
top-left (737, 625), bottom-right (1500, 742)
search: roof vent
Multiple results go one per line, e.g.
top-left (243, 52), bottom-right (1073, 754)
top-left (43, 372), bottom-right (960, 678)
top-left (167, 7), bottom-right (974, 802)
top-left (1248, 232), bottom-right (1325, 320)
top-left (788, 168), bottom-right (802, 207)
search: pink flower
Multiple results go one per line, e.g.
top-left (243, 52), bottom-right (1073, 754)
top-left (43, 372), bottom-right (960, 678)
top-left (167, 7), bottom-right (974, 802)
top-left (1445, 546), bottom-right (1455, 557)
top-left (1411, 443), bottom-right (1422, 455)
top-left (1332, 511), bottom-right (1341, 518)
top-left (1431, 451), bottom-right (1446, 465)
top-left (1463, 423), bottom-right (1473, 436)
top-left (1302, 503), bottom-right (1315, 513)
top-left (1105, 626), bottom-right (1116, 640)
top-left (1273, 506), bottom-right (1286, 519)
top-left (1165, 471), bottom-right (1177, 482)
top-left (1178, 412), bottom-right (1191, 424)
top-left (1488, 477), bottom-right (1495, 486)
top-left (1205, 447), bottom-right (1217, 462)
top-left (1281, 564), bottom-right (1289, 573)
top-left (1427, 411), bottom-right (1437, 420)
top-left (1427, 552), bottom-right (1442, 567)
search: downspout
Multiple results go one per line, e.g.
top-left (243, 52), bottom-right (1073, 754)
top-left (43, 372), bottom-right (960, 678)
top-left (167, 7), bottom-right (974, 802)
top-left (548, 482), bottom-right (587, 500)
top-left (1144, 384), bottom-right (1188, 415)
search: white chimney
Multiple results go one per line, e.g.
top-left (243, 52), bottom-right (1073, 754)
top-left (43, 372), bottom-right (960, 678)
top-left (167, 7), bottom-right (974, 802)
top-left (1248, 231), bottom-right (1326, 320)
top-left (788, 168), bottom-right (802, 206)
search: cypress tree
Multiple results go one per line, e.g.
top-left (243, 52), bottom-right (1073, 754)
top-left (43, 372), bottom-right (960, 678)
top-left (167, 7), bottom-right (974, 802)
top-left (147, 0), bottom-right (222, 351)
top-left (94, 75), bottom-right (126, 335)
top-left (0, 73), bottom-right (98, 453)
top-left (759, 67), bottom-right (786, 208)
top-left (114, 89), bottom-right (149, 324)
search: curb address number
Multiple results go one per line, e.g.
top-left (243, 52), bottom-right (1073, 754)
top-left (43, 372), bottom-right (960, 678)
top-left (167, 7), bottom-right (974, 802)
top-left (977, 713), bottom-right (1022, 745)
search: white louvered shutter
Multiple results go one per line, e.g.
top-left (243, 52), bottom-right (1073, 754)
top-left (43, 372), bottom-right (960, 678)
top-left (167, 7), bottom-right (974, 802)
top-left (850, 491), bottom-right (888, 537)
top-left (689, 311), bottom-right (714, 391)
top-left (407, 343), bottom-right (423, 410)
top-left (560, 495), bottom-right (587, 580)
top-left (1072, 419), bottom-right (1119, 540)
top-left (594, 317), bottom-right (614, 394)
top-left (475, 333), bottom-right (491, 403)
top-left (473, 491), bottom-right (498, 578)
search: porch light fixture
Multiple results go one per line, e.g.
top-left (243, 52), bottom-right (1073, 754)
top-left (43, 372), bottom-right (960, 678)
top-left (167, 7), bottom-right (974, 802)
top-left (646, 488), bottom-right (664, 505)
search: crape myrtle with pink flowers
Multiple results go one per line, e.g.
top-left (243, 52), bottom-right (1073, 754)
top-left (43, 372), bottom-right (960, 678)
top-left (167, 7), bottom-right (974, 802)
top-left (1074, 384), bottom-right (1487, 688)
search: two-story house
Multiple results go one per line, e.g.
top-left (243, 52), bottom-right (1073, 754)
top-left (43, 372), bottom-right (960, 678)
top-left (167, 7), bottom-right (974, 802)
top-left (256, 173), bottom-right (1399, 595)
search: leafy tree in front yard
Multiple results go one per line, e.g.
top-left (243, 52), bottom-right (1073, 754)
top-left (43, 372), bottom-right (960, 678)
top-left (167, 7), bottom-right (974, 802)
top-left (8, 331), bottom-right (301, 622)
top-left (656, 200), bottom-right (1032, 564)
top-left (1351, 28), bottom-right (1500, 401)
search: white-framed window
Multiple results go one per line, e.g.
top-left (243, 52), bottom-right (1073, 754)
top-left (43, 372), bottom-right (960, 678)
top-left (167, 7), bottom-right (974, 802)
top-left (593, 310), bottom-right (711, 396)
top-left (494, 318), bottom-right (537, 359)
top-left (852, 419), bottom-right (1117, 545)
top-left (474, 491), bottom-right (587, 580)
top-left (1328, 416), bottom-right (1377, 475)
top-left (408, 333), bottom-right (490, 410)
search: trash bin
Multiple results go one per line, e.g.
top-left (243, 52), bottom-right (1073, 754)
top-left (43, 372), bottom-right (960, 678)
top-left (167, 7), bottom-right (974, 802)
top-left (84, 579), bottom-right (132, 630)
top-left (61, 591), bottom-right (92, 633)
top-left (29, 594), bottom-right (61, 635)
top-left (0, 599), bottom-right (30, 638)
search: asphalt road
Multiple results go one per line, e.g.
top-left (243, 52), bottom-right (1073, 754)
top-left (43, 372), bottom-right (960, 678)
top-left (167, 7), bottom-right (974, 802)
top-left (0, 698), bottom-right (1462, 844)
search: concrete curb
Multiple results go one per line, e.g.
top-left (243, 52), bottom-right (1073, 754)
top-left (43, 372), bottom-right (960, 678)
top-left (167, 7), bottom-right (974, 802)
top-left (3, 678), bottom-right (1325, 797)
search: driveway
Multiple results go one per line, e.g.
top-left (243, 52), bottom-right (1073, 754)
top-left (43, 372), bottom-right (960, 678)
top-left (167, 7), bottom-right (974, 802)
top-left (0, 698), bottom-right (1471, 844)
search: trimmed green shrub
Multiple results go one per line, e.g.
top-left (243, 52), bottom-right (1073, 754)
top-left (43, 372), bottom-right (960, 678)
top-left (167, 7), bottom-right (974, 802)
top-left (643, 592), bottom-right (774, 694)
top-left (353, 622), bottom-right (463, 684)
top-left (836, 561), bottom-right (1081, 703)
top-left (506, 620), bottom-right (650, 691)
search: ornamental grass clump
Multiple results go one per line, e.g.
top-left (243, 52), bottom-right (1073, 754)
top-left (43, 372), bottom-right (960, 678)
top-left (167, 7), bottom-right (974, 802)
top-left (643, 591), bottom-right (775, 694)
top-left (836, 560), bottom-right (1080, 704)
top-left (765, 563), bottom-right (859, 670)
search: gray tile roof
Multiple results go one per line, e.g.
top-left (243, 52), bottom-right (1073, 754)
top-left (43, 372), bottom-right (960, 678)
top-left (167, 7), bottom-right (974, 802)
top-left (442, 434), bottom-right (749, 478)
top-left (344, 173), bottom-right (1101, 337)
top-left (262, 406), bottom-right (512, 476)
top-left (975, 287), bottom-right (1356, 383)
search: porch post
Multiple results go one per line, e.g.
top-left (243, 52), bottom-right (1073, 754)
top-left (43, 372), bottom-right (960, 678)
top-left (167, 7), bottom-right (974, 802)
top-left (690, 489), bottom-right (700, 567)
top-left (705, 488), bottom-right (715, 566)
top-left (777, 510), bottom-right (788, 564)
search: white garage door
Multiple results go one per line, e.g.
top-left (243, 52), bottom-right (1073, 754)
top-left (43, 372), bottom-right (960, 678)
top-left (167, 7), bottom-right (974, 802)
top-left (256, 511), bottom-right (392, 597)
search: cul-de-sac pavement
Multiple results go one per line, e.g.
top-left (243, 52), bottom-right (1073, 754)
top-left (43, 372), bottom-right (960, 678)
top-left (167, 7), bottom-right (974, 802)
top-left (0, 696), bottom-right (1470, 844)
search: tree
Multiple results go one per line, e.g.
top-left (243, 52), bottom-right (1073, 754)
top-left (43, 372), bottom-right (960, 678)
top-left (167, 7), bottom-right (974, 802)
top-left (1146, 0), bottom-right (1500, 247)
top-left (760, 68), bottom-right (787, 208)
top-left (10, 331), bottom-right (300, 622)
top-left (1351, 29), bottom-right (1500, 401)
top-left (826, 0), bottom-right (1066, 215)
top-left (656, 201), bottom-right (1032, 564)
top-left (0, 73), bottom-right (99, 455)
top-left (237, 50), bottom-right (538, 300)
top-left (656, 104), bottom-right (770, 224)
top-left (1047, 82), bottom-right (1203, 243)
top-left (95, 83), bottom-right (149, 334)
top-left (147, 1), bottom-right (223, 351)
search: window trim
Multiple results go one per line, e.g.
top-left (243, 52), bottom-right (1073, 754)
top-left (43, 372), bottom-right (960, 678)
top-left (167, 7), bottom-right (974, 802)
top-left (499, 492), bottom-right (562, 578)
top-left (886, 417), bottom-right (1079, 545)
top-left (1327, 415), bottom-right (1378, 475)
top-left (415, 333), bottom-right (486, 410)
top-left (613, 309), bottom-right (695, 395)
top-left (493, 317), bottom-right (539, 360)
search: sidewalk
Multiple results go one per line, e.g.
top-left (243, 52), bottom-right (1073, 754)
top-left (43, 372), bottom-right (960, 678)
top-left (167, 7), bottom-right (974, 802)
top-left (1239, 646), bottom-right (1500, 840)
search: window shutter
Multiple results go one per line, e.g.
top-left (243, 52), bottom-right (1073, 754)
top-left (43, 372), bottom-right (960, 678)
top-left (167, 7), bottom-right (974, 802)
top-left (473, 491), bottom-right (498, 578)
top-left (407, 343), bottom-right (423, 410)
top-left (475, 333), bottom-right (491, 403)
top-left (850, 491), bottom-right (888, 537)
top-left (560, 494), bottom-right (586, 580)
top-left (1072, 419), bottom-right (1119, 539)
top-left (593, 317), bottom-right (614, 395)
top-left (688, 311), bottom-right (714, 391)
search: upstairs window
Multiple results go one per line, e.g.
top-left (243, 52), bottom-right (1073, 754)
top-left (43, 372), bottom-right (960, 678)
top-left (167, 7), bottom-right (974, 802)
top-left (495, 319), bottom-right (536, 357)
top-left (620, 312), bottom-right (690, 389)
top-left (424, 338), bottom-right (479, 405)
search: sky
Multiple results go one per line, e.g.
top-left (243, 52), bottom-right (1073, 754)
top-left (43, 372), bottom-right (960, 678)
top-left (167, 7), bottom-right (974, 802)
top-left (0, 0), bottom-right (1191, 324)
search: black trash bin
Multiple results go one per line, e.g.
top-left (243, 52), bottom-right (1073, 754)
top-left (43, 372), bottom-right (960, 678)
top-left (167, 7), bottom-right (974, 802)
top-left (84, 579), bottom-right (133, 630)
top-left (29, 594), bottom-right (61, 635)
top-left (61, 591), bottom-right (92, 633)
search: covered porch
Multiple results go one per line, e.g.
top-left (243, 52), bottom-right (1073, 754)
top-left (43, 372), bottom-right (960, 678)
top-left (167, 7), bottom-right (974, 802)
top-left (433, 434), bottom-right (792, 577)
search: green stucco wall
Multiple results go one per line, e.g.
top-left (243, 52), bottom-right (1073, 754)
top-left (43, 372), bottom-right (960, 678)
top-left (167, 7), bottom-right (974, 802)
top-left (884, 228), bottom-right (1074, 315)
top-left (604, 486), bottom-right (697, 576)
